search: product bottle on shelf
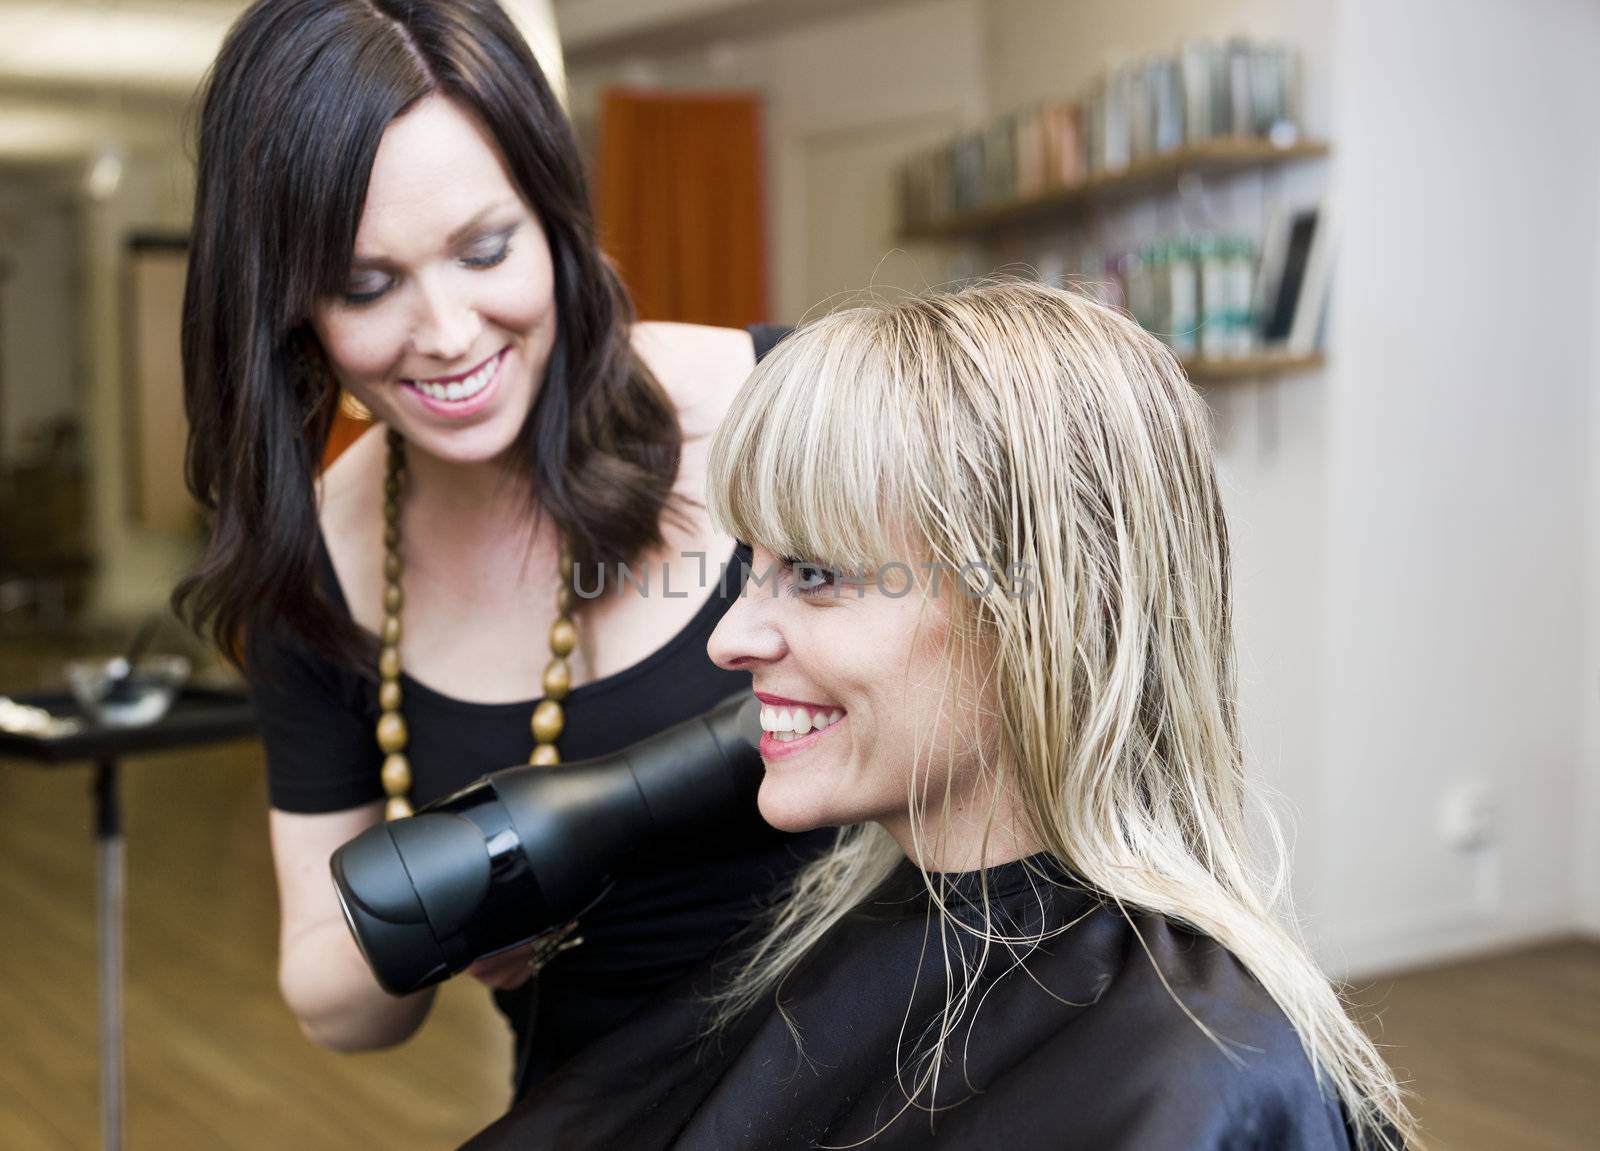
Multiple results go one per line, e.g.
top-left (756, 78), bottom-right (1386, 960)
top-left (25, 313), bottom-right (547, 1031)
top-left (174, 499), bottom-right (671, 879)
top-left (1225, 238), bottom-right (1257, 357)
top-left (1126, 244), bottom-right (1152, 331)
top-left (1167, 239), bottom-right (1198, 358)
top-left (1148, 242), bottom-right (1171, 345)
top-left (1198, 234), bottom-right (1229, 361)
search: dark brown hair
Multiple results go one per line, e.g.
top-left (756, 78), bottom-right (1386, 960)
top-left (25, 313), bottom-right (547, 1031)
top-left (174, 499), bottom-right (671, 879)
top-left (174, 0), bottom-right (681, 667)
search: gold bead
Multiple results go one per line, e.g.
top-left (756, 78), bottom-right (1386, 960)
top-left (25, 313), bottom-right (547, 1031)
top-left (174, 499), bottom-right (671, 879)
top-left (381, 752), bottom-right (413, 796)
top-left (384, 552), bottom-right (403, 581)
top-left (542, 657), bottom-right (571, 700)
top-left (378, 678), bottom-right (402, 711)
top-left (378, 644), bottom-right (401, 680)
top-left (549, 617), bottom-right (577, 657)
top-left (384, 525), bottom-right (399, 549)
top-left (384, 499), bottom-right (399, 524)
top-left (555, 583), bottom-right (573, 614)
top-left (381, 613), bottom-right (402, 645)
top-left (531, 699), bottom-right (564, 743)
top-left (383, 583), bottom-right (403, 613)
top-left (558, 548), bottom-right (574, 580)
top-left (376, 710), bottom-right (408, 753)
top-left (384, 474), bottom-right (401, 500)
top-left (529, 743), bottom-right (560, 767)
top-left (385, 796), bottom-right (413, 822)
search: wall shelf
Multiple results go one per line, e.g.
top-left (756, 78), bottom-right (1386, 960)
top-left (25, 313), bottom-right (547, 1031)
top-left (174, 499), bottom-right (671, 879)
top-left (899, 138), bottom-right (1330, 241)
top-left (1182, 350), bottom-right (1324, 383)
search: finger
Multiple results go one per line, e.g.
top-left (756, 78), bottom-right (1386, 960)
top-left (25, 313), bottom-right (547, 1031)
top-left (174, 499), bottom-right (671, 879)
top-left (474, 967), bottom-right (531, 991)
top-left (468, 954), bottom-right (533, 988)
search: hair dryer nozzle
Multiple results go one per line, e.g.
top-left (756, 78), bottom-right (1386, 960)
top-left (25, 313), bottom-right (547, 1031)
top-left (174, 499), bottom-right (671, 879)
top-left (330, 691), bottom-right (766, 996)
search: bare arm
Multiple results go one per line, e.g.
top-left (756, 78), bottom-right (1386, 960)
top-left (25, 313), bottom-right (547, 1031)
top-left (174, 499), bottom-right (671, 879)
top-left (269, 803), bottom-right (437, 1050)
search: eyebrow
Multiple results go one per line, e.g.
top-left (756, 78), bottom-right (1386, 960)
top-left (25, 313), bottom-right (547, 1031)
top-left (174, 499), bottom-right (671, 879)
top-left (348, 203), bottom-right (518, 268)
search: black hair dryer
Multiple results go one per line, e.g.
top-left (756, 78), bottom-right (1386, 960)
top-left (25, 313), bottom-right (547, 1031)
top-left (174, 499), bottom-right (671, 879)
top-left (330, 691), bottom-right (763, 995)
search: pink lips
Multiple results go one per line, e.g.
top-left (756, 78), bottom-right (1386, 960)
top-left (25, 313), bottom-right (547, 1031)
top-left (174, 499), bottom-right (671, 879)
top-left (754, 691), bottom-right (837, 712)
top-left (402, 348), bottom-right (506, 419)
top-left (759, 725), bottom-right (841, 760)
top-left (754, 691), bottom-right (845, 761)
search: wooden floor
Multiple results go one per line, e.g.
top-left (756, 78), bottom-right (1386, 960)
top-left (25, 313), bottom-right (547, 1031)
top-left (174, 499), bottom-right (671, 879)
top-left (1353, 940), bottom-right (1600, 1151)
top-left (1, 637), bottom-right (1597, 1149)
top-left (0, 637), bottom-right (510, 1150)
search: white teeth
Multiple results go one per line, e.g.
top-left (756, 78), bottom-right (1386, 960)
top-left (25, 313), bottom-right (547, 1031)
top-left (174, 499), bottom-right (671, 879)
top-left (409, 352), bottom-right (500, 403)
top-left (759, 704), bottom-right (844, 735)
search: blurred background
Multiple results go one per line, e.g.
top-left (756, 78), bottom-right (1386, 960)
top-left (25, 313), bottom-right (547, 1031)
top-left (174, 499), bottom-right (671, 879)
top-left (0, 0), bottom-right (1596, 1148)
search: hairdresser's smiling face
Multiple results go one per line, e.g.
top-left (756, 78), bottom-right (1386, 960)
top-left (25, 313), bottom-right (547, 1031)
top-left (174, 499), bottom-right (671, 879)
top-left (311, 93), bottom-right (556, 465)
top-left (709, 545), bottom-right (1001, 864)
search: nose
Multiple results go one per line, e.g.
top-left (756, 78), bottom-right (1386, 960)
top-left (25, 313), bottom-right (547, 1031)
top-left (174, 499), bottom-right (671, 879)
top-left (409, 271), bottom-right (481, 363)
top-left (707, 586), bottom-right (786, 672)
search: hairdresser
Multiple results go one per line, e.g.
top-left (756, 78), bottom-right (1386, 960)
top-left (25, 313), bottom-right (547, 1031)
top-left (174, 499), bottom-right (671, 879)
top-left (174, 0), bottom-right (825, 1096)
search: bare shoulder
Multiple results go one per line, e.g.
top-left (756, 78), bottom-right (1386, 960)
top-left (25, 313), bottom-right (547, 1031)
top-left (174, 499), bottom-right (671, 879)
top-left (630, 322), bottom-right (756, 441)
top-left (315, 424), bottom-right (387, 604)
top-left (317, 423), bottom-right (386, 535)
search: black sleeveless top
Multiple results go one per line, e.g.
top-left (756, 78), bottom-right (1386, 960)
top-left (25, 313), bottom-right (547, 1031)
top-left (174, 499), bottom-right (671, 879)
top-left (246, 324), bottom-right (829, 1095)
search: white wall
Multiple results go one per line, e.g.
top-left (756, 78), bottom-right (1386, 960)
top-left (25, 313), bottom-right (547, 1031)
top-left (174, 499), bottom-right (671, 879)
top-left (564, 0), bottom-right (989, 324)
top-left (1319, 0), bottom-right (1600, 973)
top-left (1583, 179), bottom-right (1600, 934)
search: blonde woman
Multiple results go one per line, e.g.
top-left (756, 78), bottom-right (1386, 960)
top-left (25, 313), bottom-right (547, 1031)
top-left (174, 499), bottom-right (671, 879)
top-left (462, 282), bottom-right (1417, 1149)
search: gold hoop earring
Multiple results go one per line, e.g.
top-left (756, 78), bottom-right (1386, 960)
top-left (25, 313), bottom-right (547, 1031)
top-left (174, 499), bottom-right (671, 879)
top-left (339, 391), bottom-right (373, 422)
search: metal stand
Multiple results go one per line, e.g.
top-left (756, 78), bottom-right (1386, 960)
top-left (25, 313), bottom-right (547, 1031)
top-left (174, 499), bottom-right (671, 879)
top-left (0, 687), bottom-right (258, 1150)
top-left (94, 759), bottom-right (123, 1151)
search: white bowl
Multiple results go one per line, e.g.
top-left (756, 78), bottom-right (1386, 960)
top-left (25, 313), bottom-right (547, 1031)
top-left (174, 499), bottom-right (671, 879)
top-left (65, 654), bottom-right (191, 727)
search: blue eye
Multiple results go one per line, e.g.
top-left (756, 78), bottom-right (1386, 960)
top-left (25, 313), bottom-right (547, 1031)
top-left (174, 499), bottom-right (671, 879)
top-left (784, 559), bottom-right (836, 597)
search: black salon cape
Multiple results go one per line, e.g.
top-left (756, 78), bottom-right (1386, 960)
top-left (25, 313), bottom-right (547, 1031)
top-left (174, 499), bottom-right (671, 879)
top-left (462, 855), bottom-right (1360, 1150)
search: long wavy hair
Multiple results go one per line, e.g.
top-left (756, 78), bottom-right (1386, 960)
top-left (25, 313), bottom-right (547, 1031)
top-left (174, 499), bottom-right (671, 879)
top-left (174, 0), bottom-right (680, 666)
top-left (704, 281), bottom-right (1418, 1149)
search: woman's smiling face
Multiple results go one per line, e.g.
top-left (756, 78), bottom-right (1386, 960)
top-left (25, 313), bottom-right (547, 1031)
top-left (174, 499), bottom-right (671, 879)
top-left (310, 92), bottom-right (557, 466)
top-left (708, 545), bottom-right (1003, 860)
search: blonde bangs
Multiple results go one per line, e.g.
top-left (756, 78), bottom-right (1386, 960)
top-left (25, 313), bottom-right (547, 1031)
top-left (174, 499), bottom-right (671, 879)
top-left (707, 308), bottom-right (920, 574)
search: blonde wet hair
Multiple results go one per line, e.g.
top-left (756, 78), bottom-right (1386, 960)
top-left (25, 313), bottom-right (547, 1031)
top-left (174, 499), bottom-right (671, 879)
top-left (705, 280), bottom-right (1417, 1149)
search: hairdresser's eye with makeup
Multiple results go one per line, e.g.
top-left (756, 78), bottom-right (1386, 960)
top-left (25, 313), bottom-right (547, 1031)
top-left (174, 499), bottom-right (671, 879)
top-left (340, 272), bottom-right (393, 306)
top-left (462, 225), bottom-right (516, 269)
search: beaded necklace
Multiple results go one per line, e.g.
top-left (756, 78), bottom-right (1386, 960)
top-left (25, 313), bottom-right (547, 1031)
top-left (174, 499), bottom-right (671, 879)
top-left (373, 428), bottom-right (579, 820)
